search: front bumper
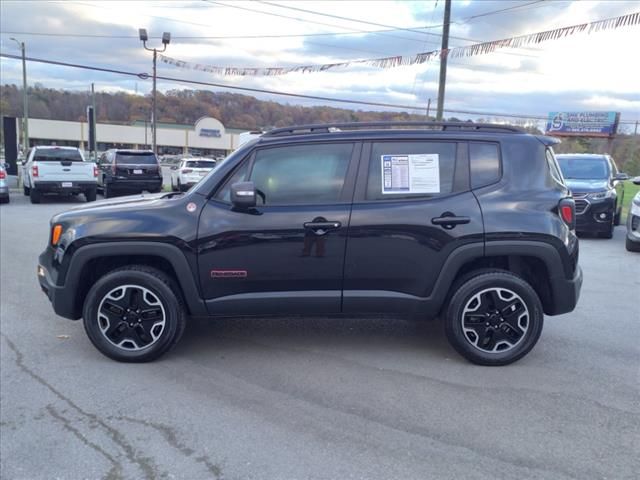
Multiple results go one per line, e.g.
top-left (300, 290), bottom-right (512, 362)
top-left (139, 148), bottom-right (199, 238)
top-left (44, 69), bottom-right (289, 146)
top-left (626, 209), bottom-right (640, 244)
top-left (34, 180), bottom-right (97, 194)
top-left (574, 196), bottom-right (615, 233)
top-left (38, 250), bottom-right (78, 320)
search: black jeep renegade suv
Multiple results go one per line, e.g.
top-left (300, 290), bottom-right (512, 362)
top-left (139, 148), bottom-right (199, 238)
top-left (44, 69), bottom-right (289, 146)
top-left (37, 122), bottom-right (582, 366)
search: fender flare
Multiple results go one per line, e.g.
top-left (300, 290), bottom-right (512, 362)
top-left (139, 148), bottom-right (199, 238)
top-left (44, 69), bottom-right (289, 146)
top-left (63, 242), bottom-right (207, 317)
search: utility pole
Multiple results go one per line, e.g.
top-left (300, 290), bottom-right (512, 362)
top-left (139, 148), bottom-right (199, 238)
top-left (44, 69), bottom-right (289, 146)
top-left (10, 38), bottom-right (29, 153)
top-left (91, 83), bottom-right (97, 161)
top-left (426, 98), bottom-right (431, 119)
top-left (139, 29), bottom-right (171, 156)
top-left (635, 121), bottom-right (638, 136)
top-left (436, 0), bottom-right (451, 121)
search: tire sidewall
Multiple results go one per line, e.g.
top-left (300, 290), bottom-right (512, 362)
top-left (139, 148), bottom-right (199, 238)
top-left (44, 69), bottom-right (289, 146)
top-left (83, 269), bottom-right (181, 362)
top-left (445, 273), bottom-right (544, 366)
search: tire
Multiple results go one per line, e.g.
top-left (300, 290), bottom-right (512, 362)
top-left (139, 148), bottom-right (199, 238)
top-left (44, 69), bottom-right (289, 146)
top-left (82, 265), bottom-right (187, 362)
top-left (177, 179), bottom-right (183, 192)
top-left (171, 178), bottom-right (177, 192)
top-left (444, 270), bottom-right (544, 366)
top-left (614, 206), bottom-right (621, 226)
top-left (29, 187), bottom-right (41, 204)
top-left (23, 185), bottom-right (30, 196)
top-left (626, 236), bottom-right (640, 252)
top-left (0, 196), bottom-right (9, 204)
top-left (104, 183), bottom-right (116, 199)
top-left (85, 187), bottom-right (97, 202)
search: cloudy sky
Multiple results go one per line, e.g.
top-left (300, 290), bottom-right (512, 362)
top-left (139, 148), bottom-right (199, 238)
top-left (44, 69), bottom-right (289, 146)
top-left (1, 0), bottom-right (639, 127)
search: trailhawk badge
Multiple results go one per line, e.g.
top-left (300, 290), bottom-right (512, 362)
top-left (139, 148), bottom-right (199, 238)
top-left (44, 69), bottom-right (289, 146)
top-left (211, 270), bottom-right (248, 279)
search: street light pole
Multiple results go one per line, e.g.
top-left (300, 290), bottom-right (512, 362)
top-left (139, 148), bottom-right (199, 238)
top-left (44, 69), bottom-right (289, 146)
top-left (10, 37), bottom-right (29, 153)
top-left (139, 29), bottom-right (170, 156)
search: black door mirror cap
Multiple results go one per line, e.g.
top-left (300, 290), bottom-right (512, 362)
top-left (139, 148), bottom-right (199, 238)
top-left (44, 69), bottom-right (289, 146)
top-left (230, 181), bottom-right (257, 208)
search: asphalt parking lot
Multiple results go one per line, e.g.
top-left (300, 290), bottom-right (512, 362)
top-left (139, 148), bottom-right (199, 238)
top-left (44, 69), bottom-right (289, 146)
top-left (1, 193), bottom-right (639, 480)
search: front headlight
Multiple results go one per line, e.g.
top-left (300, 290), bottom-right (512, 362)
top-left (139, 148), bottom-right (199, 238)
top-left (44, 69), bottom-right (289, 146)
top-left (588, 190), bottom-right (613, 200)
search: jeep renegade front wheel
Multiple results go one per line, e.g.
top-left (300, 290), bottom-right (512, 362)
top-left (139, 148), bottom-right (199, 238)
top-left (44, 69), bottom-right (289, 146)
top-left (82, 266), bottom-right (186, 362)
top-left (445, 271), bottom-right (544, 366)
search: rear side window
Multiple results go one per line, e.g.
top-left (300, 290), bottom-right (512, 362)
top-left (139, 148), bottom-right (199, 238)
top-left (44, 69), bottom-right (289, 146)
top-left (33, 149), bottom-right (83, 162)
top-left (366, 142), bottom-right (456, 200)
top-left (116, 153), bottom-right (158, 165)
top-left (469, 142), bottom-right (500, 188)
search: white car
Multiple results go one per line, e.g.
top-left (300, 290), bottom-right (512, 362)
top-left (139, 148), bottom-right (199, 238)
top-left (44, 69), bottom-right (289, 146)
top-left (0, 164), bottom-right (9, 204)
top-left (170, 157), bottom-right (217, 192)
top-left (22, 146), bottom-right (98, 204)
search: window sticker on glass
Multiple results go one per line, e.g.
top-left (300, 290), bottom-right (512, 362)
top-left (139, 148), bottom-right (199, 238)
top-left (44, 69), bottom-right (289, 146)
top-left (381, 154), bottom-right (440, 194)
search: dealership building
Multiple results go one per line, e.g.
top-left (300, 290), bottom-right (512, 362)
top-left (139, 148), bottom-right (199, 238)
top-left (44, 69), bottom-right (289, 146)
top-left (22, 116), bottom-right (248, 157)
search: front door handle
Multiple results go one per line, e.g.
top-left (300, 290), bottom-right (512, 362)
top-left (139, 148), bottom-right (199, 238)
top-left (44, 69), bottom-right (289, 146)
top-left (303, 221), bottom-right (342, 236)
top-left (431, 213), bottom-right (470, 229)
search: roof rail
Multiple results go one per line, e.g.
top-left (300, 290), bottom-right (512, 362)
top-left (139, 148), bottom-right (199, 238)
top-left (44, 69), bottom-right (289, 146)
top-left (262, 121), bottom-right (525, 137)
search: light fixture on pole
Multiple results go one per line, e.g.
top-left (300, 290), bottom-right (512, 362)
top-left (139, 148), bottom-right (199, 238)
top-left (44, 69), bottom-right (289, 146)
top-left (139, 28), bottom-right (170, 156)
top-left (9, 37), bottom-right (29, 155)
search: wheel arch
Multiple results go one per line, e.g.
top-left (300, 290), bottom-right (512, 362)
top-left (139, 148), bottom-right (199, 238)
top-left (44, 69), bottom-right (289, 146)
top-left (63, 242), bottom-right (207, 319)
top-left (434, 240), bottom-right (571, 317)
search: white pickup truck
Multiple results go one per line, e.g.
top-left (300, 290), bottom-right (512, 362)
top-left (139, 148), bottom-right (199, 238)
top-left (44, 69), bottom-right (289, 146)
top-left (22, 146), bottom-right (98, 204)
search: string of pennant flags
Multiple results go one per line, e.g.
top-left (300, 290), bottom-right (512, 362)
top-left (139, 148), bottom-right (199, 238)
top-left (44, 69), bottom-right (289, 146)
top-left (159, 10), bottom-right (639, 77)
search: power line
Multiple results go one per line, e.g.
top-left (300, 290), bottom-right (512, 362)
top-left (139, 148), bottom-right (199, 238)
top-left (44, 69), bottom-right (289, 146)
top-left (203, 0), bottom-right (431, 45)
top-left (257, 0), bottom-right (546, 31)
top-left (254, 0), bottom-right (545, 50)
top-left (1, 51), bottom-right (636, 124)
top-left (204, 1), bottom-right (540, 58)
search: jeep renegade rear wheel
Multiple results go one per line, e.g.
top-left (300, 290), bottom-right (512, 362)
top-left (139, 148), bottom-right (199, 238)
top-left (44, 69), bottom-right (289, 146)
top-left (445, 271), bottom-right (544, 366)
top-left (82, 266), bottom-right (186, 362)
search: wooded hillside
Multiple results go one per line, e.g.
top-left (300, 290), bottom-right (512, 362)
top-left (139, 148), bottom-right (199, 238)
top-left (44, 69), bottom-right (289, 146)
top-left (1, 84), bottom-right (638, 174)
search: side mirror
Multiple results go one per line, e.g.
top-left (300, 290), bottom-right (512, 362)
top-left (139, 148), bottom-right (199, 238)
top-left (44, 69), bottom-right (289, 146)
top-left (614, 172), bottom-right (630, 181)
top-left (632, 176), bottom-right (640, 186)
top-left (230, 181), bottom-right (256, 208)
top-left (170, 166), bottom-right (178, 170)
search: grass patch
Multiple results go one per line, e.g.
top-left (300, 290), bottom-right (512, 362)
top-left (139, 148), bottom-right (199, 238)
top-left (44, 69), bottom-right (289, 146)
top-left (621, 180), bottom-right (640, 223)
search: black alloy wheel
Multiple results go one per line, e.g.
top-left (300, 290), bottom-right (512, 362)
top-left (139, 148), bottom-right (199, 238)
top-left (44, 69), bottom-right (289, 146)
top-left (83, 266), bottom-right (186, 362)
top-left (445, 271), bottom-right (544, 366)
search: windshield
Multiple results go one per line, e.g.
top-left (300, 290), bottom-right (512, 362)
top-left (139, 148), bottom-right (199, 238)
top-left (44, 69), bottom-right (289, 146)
top-left (33, 149), bottom-right (83, 162)
top-left (557, 156), bottom-right (609, 180)
top-left (186, 160), bottom-right (216, 169)
top-left (116, 153), bottom-right (158, 165)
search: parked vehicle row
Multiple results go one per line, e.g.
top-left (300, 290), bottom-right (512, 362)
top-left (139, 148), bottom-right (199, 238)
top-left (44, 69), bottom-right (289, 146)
top-left (38, 122), bottom-right (583, 366)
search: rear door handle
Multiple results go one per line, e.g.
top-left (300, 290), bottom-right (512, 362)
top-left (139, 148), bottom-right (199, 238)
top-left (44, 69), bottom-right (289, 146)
top-left (431, 214), bottom-right (470, 229)
top-left (303, 221), bottom-right (342, 236)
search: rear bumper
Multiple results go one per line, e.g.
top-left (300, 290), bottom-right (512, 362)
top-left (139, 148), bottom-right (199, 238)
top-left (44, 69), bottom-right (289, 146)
top-left (0, 185), bottom-right (9, 197)
top-left (33, 181), bottom-right (97, 194)
top-left (547, 265), bottom-right (583, 315)
top-left (107, 178), bottom-right (163, 191)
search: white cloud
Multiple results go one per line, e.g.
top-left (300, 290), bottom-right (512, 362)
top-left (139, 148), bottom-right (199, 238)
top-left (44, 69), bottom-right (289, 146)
top-left (1, 0), bottom-right (639, 122)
